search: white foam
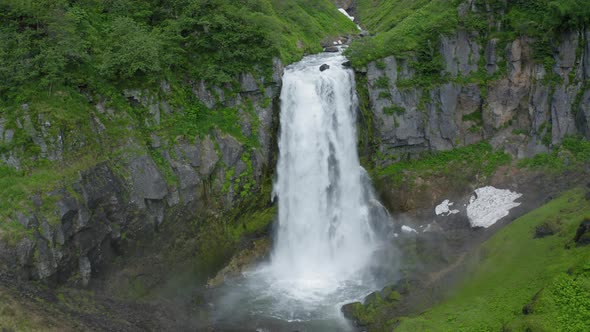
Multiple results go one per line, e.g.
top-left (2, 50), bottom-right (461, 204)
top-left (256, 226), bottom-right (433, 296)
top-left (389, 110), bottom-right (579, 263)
top-left (466, 186), bottom-right (522, 228)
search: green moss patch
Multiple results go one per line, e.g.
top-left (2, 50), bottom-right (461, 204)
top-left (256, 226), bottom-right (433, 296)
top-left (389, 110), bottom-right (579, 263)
top-left (375, 142), bottom-right (511, 185)
top-left (518, 136), bottom-right (590, 171)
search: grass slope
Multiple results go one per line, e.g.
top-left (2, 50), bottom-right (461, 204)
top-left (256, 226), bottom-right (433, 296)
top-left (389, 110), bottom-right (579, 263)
top-left (391, 188), bottom-right (590, 331)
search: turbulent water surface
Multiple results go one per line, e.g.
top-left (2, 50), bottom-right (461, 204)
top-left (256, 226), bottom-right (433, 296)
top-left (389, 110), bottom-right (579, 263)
top-left (213, 50), bottom-right (393, 331)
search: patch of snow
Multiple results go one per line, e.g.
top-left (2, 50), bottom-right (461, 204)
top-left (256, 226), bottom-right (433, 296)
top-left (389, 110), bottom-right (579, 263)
top-left (435, 199), bottom-right (460, 216)
top-left (338, 8), bottom-right (355, 21)
top-left (467, 186), bottom-right (522, 228)
top-left (401, 225), bottom-right (418, 234)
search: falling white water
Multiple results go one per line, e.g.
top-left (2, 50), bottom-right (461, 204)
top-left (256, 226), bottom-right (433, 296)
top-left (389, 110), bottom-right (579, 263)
top-left (213, 50), bottom-right (393, 331)
top-left (268, 50), bottom-right (378, 296)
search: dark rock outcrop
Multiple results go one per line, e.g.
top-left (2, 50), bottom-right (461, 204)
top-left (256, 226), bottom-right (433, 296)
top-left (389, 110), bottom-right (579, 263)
top-left (319, 64), bottom-right (330, 72)
top-left (534, 219), bottom-right (561, 238)
top-left (574, 219), bottom-right (590, 245)
top-left (0, 59), bottom-right (285, 285)
top-left (324, 46), bottom-right (339, 52)
top-left (362, 28), bottom-right (590, 166)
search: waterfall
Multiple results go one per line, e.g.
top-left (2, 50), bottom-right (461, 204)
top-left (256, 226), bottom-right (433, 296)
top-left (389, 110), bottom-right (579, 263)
top-left (213, 50), bottom-right (393, 331)
top-left (268, 51), bottom-right (378, 292)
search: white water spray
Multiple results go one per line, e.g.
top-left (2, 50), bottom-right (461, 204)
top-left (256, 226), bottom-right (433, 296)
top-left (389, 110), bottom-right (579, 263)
top-left (267, 51), bottom-right (378, 296)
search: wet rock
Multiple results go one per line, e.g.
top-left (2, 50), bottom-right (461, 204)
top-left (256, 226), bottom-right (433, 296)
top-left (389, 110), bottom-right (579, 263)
top-left (216, 133), bottom-right (243, 167)
top-left (56, 193), bottom-right (79, 225)
top-left (79, 256), bottom-right (92, 286)
top-left (207, 238), bottom-right (271, 288)
top-left (324, 46), bottom-right (339, 52)
top-left (80, 163), bottom-right (123, 210)
top-left (16, 238), bottom-right (35, 267)
top-left (240, 73), bottom-right (259, 93)
top-left (35, 238), bottom-right (57, 279)
top-left (199, 135), bottom-right (219, 176)
top-left (171, 161), bottom-right (200, 203)
top-left (319, 64), bottom-right (330, 72)
top-left (342, 61), bottom-right (352, 68)
top-left (574, 219), bottom-right (590, 245)
top-left (15, 212), bottom-right (35, 228)
top-left (129, 155), bottom-right (168, 202)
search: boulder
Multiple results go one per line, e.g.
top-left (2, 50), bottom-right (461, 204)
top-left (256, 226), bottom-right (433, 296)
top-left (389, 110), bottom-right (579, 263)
top-left (534, 219), bottom-right (561, 238)
top-left (574, 219), bottom-right (590, 245)
top-left (324, 46), bottom-right (339, 53)
top-left (319, 64), bottom-right (330, 72)
top-left (342, 61), bottom-right (352, 68)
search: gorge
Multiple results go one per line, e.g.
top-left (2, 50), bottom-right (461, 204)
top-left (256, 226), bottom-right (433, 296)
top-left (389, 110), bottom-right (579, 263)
top-left (0, 0), bottom-right (589, 331)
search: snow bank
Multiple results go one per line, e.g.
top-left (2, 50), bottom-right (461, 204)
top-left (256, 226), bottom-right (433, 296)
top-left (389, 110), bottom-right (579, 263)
top-left (401, 225), bottom-right (418, 234)
top-left (467, 186), bottom-right (522, 228)
top-left (338, 8), bottom-right (355, 21)
top-left (435, 199), bottom-right (460, 216)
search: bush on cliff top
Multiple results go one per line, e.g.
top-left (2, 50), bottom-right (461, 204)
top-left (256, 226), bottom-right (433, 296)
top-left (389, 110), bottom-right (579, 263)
top-left (349, 0), bottom-right (590, 67)
top-left (0, 0), bottom-right (356, 100)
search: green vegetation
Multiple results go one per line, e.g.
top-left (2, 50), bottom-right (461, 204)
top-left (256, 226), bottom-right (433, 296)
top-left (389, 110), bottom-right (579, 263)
top-left (0, 0), bottom-right (356, 98)
top-left (347, 0), bottom-right (460, 67)
top-left (374, 76), bottom-right (390, 89)
top-left (375, 142), bottom-right (511, 185)
top-left (518, 136), bottom-right (590, 171)
top-left (193, 200), bottom-right (276, 278)
top-left (345, 287), bottom-right (402, 326)
top-left (383, 105), bottom-right (405, 116)
top-left (0, 154), bottom-right (104, 244)
top-left (461, 111), bottom-right (483, 125)
top-left (389, 188), bottom-right (590, 331)
top-left (0, 0), bottom-right (356, 243)
top-left (348, 0), bottom-right (590, 88)
top-left (350, 0), bottom-right (589, 66)
top-left (0, 287), bottom-right (73, 331)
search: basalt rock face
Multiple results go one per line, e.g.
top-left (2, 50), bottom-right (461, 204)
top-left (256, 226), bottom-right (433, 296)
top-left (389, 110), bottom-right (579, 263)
top-left (0, 60), bottom-right (284, 284)
top-left (334, 0), bottom-right (355, 11)
top-left (362, 29), bottom-right (590, 166)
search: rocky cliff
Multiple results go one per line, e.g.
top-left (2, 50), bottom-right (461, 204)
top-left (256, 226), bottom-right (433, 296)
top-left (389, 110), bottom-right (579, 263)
top-left (356, 4), bottom-right (589, 166)
top-left (0, 60), bottom-right (284, 285)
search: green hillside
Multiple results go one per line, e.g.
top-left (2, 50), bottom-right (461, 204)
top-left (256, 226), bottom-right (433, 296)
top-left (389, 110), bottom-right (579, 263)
top-left (0, 0), bottom-right (357, 101)
top-left (348, 0), bottom-right (590, 67)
